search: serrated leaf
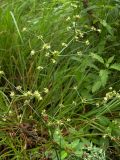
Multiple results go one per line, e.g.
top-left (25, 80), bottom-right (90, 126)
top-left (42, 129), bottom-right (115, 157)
top-left (74, 150), bottom-right (83, 157)
top-left (70, 139), bottom-right (80, 149)
top-left (91, 53), bottom-right (104, 64)
top-left (88, 63), bottom-right (99, 71)
top-left (110, 63), bottom-right (120, 71)
top-left (92, 81), bottom-right (101, 93)
top-left (99, 70), bottom-right (108, 87)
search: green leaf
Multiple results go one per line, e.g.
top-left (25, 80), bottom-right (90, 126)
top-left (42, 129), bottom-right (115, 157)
top-left (61, 151), bottom-right (68, 160)
top-left (71, 56), bottom-right (81, 62)
top-left (98, 116), bottom-right (110, 127)
top-left (100, 20), bottom-right (113, 35)
top-left (107, 56), bottom-right (114, 64)
top-left (70, 139), bottom-right (80, 149)
top-left (74, 150), bottom-right (83, 157)
top-left (97, 40), bottom-right (106, 53)
top-left (10, 11), bottom-right (23, 43)
top-left (0, 91), bottom-right (9, 114)
top-left (88, 63), bottom-right (99, 71)
top-left (99, 137), bottom-right (109, 148)
top-left (106, 56), bottom-right (114, 68)
top-left (92, 81), bottom-right (101, 93)
top-left (110, 63), bottom-right (120, 71)
top-left (53, 128), bottom-right (68, 148)
top-left (90, 53), bottom-right (104, 64)
top-left (99, 70), bottom-right (109, 87)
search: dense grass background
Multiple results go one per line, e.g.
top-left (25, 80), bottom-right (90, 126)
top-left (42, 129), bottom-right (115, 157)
top-left (0, 0), bottom-right (120, 159)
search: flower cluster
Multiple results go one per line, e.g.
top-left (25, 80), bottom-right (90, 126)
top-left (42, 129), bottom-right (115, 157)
top-left (62, 42), bottom-right (67, 47)
top-left (52, 50), bottom-right (59, 57)
top-left (85, 40), bottom-right (90, 46)
top-left (66, 16), bottom-right (71, 22)
top-left (45, 52), bottom-right (50, 57)
top-left (42, 43), bottom-right (51, 50)
top-left (74, 15), bottom-right (81, 19)
top-left (34, 91), bottom-right (43, 101)
top-left (91, 26), bottom-right (101, 33)
top-left (30, 50), bottom-right (36, 56)
top-left (51, 58), bottom-right (56, 64)
top-left (77, 51), bottom-right (83, 56)
top-left (37, 66), bottom-right (44, 70)
top-left (23, 91), bottom-right (33, 97)
top-left (22, 27), bottom-right (27, 32)
top-left (43, 88), bottom-right (49, 93)
top-left (75, 29), bottom-right (84, 38)
top-left (16, 85), bottom-right (22, 91)
top-left (103, 88), bottom-right (120, 102)
top-left (23, 90), bottom-right (43, 101)
top-left (10, 91), bottom-right (15, 98)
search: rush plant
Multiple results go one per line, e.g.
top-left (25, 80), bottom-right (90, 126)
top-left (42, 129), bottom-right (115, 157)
top-left (0, 0), bottom-right (120, 159)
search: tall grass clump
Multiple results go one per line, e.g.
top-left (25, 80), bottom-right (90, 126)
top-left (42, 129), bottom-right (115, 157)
top-left (0, 0), bottom-right (120, 159)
